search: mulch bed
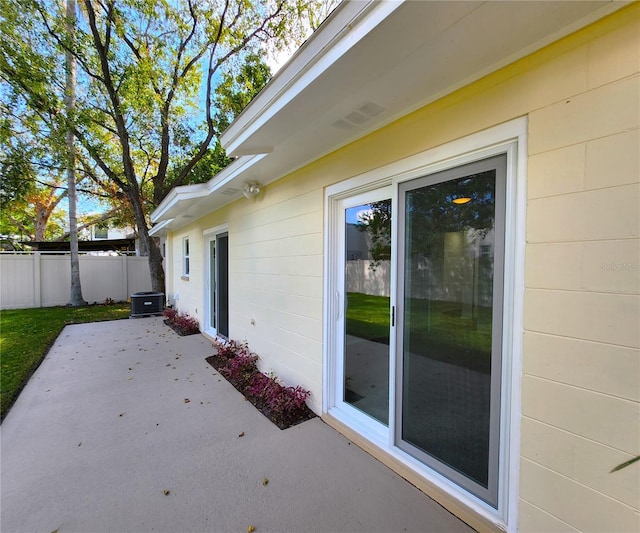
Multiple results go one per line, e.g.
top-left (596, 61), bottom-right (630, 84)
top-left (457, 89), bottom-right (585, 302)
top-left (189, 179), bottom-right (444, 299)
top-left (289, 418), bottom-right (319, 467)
top-left (205, 354), bottom-right (316, 430)
top-left (163, 319), bottom-right (200, 336)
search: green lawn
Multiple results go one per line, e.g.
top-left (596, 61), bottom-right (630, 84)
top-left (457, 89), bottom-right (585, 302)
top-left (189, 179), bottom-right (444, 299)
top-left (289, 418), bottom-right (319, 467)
top-left (0, 303), bottom-right (131, 420)
top-left (346, 292), bottom-right (493, 373)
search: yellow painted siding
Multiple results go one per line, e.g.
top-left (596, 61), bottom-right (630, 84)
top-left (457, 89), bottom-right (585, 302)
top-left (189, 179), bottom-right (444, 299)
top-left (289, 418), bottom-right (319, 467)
top-left (171, 4), bottom-right (639, 530)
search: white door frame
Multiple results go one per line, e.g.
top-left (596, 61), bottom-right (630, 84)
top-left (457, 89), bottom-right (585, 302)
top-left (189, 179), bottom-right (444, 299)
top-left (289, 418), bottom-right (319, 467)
top-left (323, 118), bottom-right (527, 531)
top-left (204, 224), bottom-right (229, 339)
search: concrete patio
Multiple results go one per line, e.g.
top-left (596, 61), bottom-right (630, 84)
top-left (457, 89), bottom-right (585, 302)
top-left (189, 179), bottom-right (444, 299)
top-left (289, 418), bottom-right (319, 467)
top-left (1, 317), bottom-right (474, 533)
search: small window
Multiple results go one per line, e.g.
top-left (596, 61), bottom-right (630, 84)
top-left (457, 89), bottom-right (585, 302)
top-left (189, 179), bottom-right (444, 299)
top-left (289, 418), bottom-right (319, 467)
top-left (94, 225), bottom-right (108, 239)
top-left (183, 237), bottom-right (190, 277)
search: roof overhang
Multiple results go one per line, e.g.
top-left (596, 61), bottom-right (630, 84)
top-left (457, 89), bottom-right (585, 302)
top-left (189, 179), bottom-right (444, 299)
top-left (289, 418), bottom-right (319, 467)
top-left (151, 0), bottom-right (630, 233)
top-left (150, 154), bottom-right (267, 232)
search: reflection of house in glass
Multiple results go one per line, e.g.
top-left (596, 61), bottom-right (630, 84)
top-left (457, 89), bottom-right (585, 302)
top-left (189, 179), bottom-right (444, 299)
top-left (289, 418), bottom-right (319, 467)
top-left (345, 222), bottom-right (371, 261)
top-left (413, 228), bottom-right (495, 315)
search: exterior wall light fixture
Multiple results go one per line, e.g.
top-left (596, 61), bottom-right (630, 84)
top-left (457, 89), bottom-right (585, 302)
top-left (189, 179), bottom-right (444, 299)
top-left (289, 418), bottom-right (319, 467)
top-left (243, 181), bottom-right (261, 200)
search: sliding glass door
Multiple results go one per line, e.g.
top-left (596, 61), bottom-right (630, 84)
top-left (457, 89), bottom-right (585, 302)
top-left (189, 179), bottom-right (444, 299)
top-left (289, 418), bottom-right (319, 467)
top-left (336, 187), bottom-right (393, 431)
top-left (396, 155), bottom-right (506, 506)
top-left (330, 154), bottom-right (507, 508)
top-left (206, 231), bottom-right (229, 339)
top-left (343, 195), bottom-right (392, 425)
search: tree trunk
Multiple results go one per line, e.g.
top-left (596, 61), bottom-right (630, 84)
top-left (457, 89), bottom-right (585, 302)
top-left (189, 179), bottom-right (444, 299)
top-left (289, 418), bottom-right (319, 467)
top-left (127, 190), bottom-right (165, 294)
top-left (34, 207), bottom-right (48, 242)
top-left (65, 0), bottom-right (86, 307)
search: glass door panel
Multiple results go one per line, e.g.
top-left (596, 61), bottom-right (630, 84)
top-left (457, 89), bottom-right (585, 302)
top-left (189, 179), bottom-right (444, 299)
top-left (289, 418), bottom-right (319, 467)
top-left (217, 233), bottom-right (229, 338)
top-left (343, 199), bottom-right (391, 425)
top-left (207, 232), bottom-right (229, 339)
top-left (397, 155), bottom-right (505, 507)
top-left (209, 239), bottom-right (216, 331)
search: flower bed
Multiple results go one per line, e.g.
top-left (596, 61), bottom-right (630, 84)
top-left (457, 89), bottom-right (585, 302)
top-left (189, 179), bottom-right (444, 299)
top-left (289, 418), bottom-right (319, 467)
top-left (206, 339), bottom-right (315, 430)
top-left (163, 308), bottom-right (200, 336)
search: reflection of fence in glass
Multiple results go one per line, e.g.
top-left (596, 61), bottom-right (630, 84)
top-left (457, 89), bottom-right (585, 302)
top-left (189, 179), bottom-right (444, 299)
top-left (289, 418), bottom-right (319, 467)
top-left (345, 229), bottom-right (494, 308)
top-left (345, 259), bottom-right (391, 296)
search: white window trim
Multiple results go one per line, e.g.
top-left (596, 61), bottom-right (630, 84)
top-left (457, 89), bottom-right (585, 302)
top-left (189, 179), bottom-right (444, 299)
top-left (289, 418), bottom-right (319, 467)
top-left (323, 117), bottom-right (527, 531)
top-left (182, 236), bottom-right (190, 278)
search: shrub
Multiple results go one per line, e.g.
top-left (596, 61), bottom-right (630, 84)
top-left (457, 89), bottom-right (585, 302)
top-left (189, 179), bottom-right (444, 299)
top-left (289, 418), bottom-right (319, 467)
top-left (163, 308), bottom-right (178, 321)
top-left (246, 371), bottom-right (311, 425)
top-left (206, 338), bottom-right (314, 429)
top-left (266, 385), bottom-right (310, 421)
top-left (163, 308), bottom-right (199, 335)
top-left (211, 338), bottom-right (248, 360)
top-left (174, 313), bottom-right (199, 333)
top-left (219, 352), bottom-right (259, 389)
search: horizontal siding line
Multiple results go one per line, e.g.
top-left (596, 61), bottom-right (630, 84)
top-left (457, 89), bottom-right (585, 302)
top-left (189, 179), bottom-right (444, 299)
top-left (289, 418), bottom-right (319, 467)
top-left (231, 230), bottom-right (322, 244)
top-left (518, 499), bottom-right (581, 533)
top-left (524, 288), bottom-right (640, 298)
top-left (257, 338), bottom-right (323, 370)
top-left (585, 71), bottom-right (640, 94)
top-left (231, 270), bottom-right (320, 278)
top-left (231, 269), bottom-right (322, 277)
top-left (526, 238), bottom-right (640, 245)
top-left (527, 236), bottom-right (640, 244)
top-left (524, 286), bottom-right (639, 296)
top-left (232, 216), bottom-right (322, 232)
top-left (527, 127), bottom-right (640, 158)
top-left (251, 338), bottom-right (323, 370)
top-left (527, 74), bottom-right (640, 156)
top-left (232, 297), bottom-right (322, 327)
top-left (232, 274), bottom-right (322, 282)
top-left (231, 287), bottom-right (321, 299)
top-left (231, 272), bottom-right (320, 281)
top-left (527, 122), bottom-right (640, 157)
top-left (239, 201), bottom-right (320, 221)
top-left (523, 330), bottom-right (640, 349)
top-left (535, 72), bottom-right (640, 113)
top-left (520, 457), bottom-right (640, 513)
top-left (521, 415), bottom-right (639, 457)
top-left (230, 208), bottom-right (322, 229)
top-left (231, 235), bottom-right (323, 247)
top-left (528, 181), bottom-right (640, 201)
top-left (523, 373), bottom-right (640, 406)
top-left (230, 253), bottom-right (323, 261)
top-left (250, 287), bottom-right (321, 302)
top-left (245, 186), bottom-right (324, 212)
top-left (522, 370), bottom-right (639, 403)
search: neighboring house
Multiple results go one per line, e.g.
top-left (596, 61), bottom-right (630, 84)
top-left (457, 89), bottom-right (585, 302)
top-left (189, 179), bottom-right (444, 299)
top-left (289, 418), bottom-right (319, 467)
top-left (88, 225), bottom-right (135, 241)
top-left (150, 2), bottom-right (639, 531)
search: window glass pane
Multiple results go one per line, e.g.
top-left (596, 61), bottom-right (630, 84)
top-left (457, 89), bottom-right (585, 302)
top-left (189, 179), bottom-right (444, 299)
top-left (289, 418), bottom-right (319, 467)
top-left (184, 238), bottom-right (190, 275)
top-left (344, 200), bottom-right (391, 425)
top-left (210, 240), bottom-right (216, 329)
top-left (402, 169), bottom-right (497, 488)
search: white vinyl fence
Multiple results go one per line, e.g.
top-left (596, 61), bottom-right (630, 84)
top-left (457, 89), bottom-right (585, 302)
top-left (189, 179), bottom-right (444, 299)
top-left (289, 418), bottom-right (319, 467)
top-left (0, 252), bottom-right (153, 310)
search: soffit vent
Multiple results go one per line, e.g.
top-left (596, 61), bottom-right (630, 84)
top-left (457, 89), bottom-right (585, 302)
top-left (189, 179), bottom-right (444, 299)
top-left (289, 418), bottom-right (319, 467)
top-left (220, 188), bottom-right (240, 196)
top-left (332, 101), bottom-right (386, 130)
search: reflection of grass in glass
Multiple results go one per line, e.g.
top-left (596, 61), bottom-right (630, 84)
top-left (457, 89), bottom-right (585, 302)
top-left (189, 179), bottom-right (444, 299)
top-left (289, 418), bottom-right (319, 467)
top-left (345, 293), bottom-right (391, 344)
top-left (345, 292), bottom-right (492, 373)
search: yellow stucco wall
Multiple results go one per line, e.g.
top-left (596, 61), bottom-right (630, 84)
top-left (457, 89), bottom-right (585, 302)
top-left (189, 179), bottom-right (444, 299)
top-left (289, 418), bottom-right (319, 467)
top-left (170, 5), bottom-right (639, 530)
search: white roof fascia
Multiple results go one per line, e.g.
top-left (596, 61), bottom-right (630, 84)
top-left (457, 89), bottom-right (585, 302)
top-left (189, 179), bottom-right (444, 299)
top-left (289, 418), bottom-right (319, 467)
top-left (220, 0), bottom-right (403, 156)
top-left (150, 183), bottom-right (208, 223)
top-left (205, 153), bottom-right (268, 194)
top-left (148, 218), bottom-right (174, 237)
top-left (150, 153), bottom-right (268, 224)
